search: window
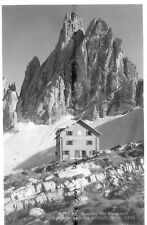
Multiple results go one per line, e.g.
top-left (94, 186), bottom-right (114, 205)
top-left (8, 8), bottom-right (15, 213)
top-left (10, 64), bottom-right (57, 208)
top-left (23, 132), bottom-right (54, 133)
top-left (86, 140), bottom-right (92, 145)
top-left (63, 151), bottom-right (69, 155)
top-left (66, 131), bottom-right (73, 136)
top-left (86, 131), bottom-right (92, 136)
top-left (55, 152), bottom-right (58, 156)
top-left (66, 140), bottom-right (73, 145)
top-left (75, 150), bottom-right (80, 158)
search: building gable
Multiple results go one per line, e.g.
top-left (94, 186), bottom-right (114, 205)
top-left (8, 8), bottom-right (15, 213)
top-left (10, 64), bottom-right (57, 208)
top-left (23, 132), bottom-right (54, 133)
top-left (77, 120), bottom-right (101, 137)
top-left (55, 119), bottom-right (101, 138)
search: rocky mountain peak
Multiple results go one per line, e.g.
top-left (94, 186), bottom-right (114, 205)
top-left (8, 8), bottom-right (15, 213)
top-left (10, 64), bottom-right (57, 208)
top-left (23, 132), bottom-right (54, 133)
top-left (9, 82), bottom-right (17, 92)
top-left (57, 12), bottom-right (84, 49)
top-left (113, 38), bottom-right (123, 52)
top-left (123, 57), bottom-right (137, 80)
top-left (85, 18), bottom-right (111, 39)
top-left (14, 13), bottom-right (143, 125)
top-left (64, 12), bottom-right (84, 36)
top-left (25, 56), bottom-right (40, 77)
top-left (20, 56), bottom-right (40, 102)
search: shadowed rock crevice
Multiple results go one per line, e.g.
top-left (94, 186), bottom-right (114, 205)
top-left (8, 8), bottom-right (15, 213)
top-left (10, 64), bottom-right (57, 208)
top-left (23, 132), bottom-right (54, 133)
top-left (71, 61), bottom-right (77, 94)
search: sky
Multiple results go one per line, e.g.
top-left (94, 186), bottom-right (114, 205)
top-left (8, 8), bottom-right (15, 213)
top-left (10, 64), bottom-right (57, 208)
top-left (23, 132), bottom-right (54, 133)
top-left (2, 4), bottom-right (143, 94)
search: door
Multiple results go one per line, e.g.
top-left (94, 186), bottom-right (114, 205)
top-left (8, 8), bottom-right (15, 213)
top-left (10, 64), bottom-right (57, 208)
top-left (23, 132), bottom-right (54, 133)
top-left (63, 150), bottom-right (69, 160)
top-left (81, 150), bottom-right (86, 158)
top-left (75, 150), bottom-right (80, 158)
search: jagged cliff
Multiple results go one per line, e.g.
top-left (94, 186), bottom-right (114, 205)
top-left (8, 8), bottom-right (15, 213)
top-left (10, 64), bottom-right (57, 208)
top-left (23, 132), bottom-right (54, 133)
top-left (3, 77), bottom-right (18, 131)
top-left (17, 12), bottom-right (142, 124)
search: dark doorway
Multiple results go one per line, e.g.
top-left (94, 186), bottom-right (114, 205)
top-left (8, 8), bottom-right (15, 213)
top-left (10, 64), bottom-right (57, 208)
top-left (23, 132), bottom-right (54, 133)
top-left (82, 150), bottom-right (86, 158)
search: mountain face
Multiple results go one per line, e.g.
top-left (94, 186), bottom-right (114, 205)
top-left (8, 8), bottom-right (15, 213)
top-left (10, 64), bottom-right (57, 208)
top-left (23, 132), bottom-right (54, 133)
top-left (17, 12), bottom-right (142, 124)
top-left (3, 77), bottom-right (18, 131)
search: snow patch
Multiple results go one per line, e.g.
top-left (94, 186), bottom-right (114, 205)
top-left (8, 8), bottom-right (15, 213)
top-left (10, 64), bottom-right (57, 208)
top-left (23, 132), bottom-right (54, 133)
top-left (58, 165), bottom-right (91, 178)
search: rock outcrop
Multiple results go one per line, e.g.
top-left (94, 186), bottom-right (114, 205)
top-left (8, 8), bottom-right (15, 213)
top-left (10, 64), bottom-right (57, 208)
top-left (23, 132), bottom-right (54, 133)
top-left (3, 77), bottom-right (18, 131)
top-left (17, 12), bottom-right (142, 124)
top-left (4, 141), bottom-right (144, 215)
